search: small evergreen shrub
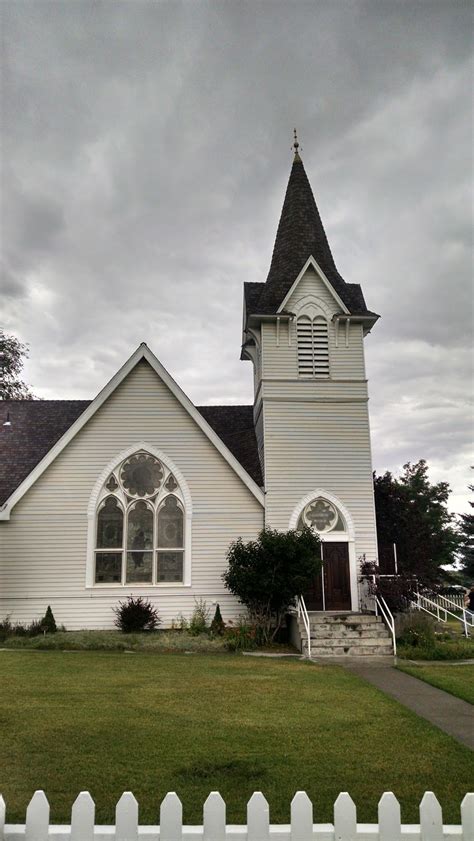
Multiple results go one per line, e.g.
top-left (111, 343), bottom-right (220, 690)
top-left (210, 603), bottom-right (225, 636)
top-left (113, 596), bottom-right (160, 633)
top-left (189, 599), bottom-right (210, 636)
top-left (224, 619), bottom-right (258, 652)
top-left (41, 606), bottom-right (57, 634)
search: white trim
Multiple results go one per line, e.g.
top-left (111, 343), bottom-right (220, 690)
top-left (277, 256), bottom-right (350, 315)
top-left (289, 489), bottom-right (358, 611)
top-left (0, 343), bottom-right (264, 520)
top-left (86, 442), bottom-right (193, 588)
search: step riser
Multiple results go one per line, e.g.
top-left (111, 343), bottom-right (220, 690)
top-left (304, 647), bottom-right (394, 656)
top-left (303, 624), bottom-right (389, 636)
top-left (304, 637), bottom-right (391, 648)
top-left (306, 615), bottom-right (381, 625)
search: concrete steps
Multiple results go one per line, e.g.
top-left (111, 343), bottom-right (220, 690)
top-left (298, 612), bottom-right (394, 658)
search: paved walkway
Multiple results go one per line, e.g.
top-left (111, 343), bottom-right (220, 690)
top-left (341, 658), bottom-right (474, 750)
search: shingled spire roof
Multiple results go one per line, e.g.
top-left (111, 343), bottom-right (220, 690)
top-left (249, 144), bottom-right (374, 317)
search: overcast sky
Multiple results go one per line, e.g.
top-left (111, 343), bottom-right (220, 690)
top-left (2, 1), bottom-right (472, 512)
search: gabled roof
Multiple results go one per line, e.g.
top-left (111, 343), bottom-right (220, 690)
top-left (246, 153), bottom-right (376, 318)
top-left (0, 344), bottom-right (264, 517)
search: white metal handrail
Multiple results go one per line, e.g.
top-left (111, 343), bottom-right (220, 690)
top-left (375, 594), bottom-right (396, 656)
top-left (297, 594), bottom-right (311, 658)
top-left (412, 592), bottom-right (472, 638)
top-left (432, 592), bottom-right (474, 625)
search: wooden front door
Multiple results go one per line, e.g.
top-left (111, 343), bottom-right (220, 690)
top-left (303, 542), bottom-right (351, 611)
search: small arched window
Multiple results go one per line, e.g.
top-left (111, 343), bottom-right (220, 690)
top-left (297, 314), bottom-right (329, 378)
top-left (297, 497), bottom-right (345, 534)
top-left (94, 451), bottom-right (187, 585)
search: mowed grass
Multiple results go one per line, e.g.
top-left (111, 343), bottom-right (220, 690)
top-left (0, 652), bottom-right (472, 826)
top-left (397, 663), bottom-right (474, 705)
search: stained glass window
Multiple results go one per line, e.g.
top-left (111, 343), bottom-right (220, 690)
top-left (157, 496), bottom-right (183, 548)
top-left (298, 497), bottom-right (345, 534)
top-left (95, 451), bottom-right (187, 586)
top-left (120, 453), bottom-right (163, 497)
top-left (95, 552), bottom-right (122, 583)
top-left (97, 496), bottom-right (123, 548)
top-left (156, 551), bottom-right (184, 582)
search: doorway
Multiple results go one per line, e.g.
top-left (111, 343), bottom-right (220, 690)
top-left (304, 542), bottom-right (351, 611)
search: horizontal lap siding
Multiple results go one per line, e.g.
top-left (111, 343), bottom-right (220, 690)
top-left (0, 360), bottom-right (263, 628)
top-left (264, 401), bottom-right (377, 561)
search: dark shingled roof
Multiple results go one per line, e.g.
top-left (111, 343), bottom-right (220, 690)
top-left (196, 404), bottom-right (262, 487)
top-left (252, 154), bottom-right (373, 317)
top-left (0, 399), bottom-right (262, 506)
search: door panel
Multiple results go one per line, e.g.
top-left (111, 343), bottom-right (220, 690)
top-left (303, 566), bottom-right (323, 610)
top-left (323, 542), bottom-right (351, 610)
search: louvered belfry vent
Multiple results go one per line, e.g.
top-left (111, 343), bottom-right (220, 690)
top-left (297, 315), bottom-right (329, 378)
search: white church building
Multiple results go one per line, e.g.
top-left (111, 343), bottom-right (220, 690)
top-left (0, 143), bottom-right (380, 630)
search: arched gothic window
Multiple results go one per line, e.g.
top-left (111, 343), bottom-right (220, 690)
top-left (94, 451), bottom-right (186, 584)
top-left (297, 314), bottom-right (329, 378)
top-left (297, 496), bottom-right (345, 534)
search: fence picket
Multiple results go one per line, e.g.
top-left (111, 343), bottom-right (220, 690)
top-left (203, 792), bottom-right (226, 841)
top-left (334, 793), bottom-right (356, 841)
top-left (71, 791), bottom-right (95, 841)
top-left (291, 791), bottom-right (313, 841)
top-left (116, 792), bottom-right (138, 841)
top-left (247, 792), bottom-right (269, 841)
top-left (160, 792), bottom-right (183, 841)
top-left (0, 794), bottom-right (5, 839)
top-left (461, 793), bottom-right (474, 840)
top-left (420, 792), bottom-right (443, 841)
top-left (378, 792), bottom-right (401, 841)
top-left (25, 791), bottom-right (49, 841)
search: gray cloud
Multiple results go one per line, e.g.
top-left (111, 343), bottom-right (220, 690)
top-left (2, 0), bottom-right (472, 512)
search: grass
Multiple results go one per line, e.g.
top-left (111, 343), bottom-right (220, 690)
top-left (396, 637), bottom-right (474, 661)
top-left (0, 652), bottom-right (473, 826)
top-left (0, 629), bottom-right (229, 653)
top-left (397, 663), bottom-right (474, 705)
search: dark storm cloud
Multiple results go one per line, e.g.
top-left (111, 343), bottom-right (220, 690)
top-left (2, 0), bottom-right (472, 511)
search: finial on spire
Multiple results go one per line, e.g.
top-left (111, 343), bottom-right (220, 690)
top-left (292, 128), bottom-right (301, 161)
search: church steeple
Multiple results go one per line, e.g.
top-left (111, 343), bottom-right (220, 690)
top-left (258, 139), bottom-right (343, 312)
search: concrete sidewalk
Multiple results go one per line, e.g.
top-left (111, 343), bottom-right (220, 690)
top-left (343, 659), bottom-right (474, 750)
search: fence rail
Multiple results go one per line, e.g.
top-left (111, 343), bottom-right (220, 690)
top-left (1, 790), bottom-right (473, 840)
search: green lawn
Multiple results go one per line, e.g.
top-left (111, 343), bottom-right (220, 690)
top-left (397, 663), bottom-right (474, 705)
top-left (0, 652), bottom-right (472, 826)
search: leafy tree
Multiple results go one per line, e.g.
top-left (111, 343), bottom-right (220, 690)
top-left (223, 527), bottom-right (321, 643)
top-left (374, 460), bottom-right (460, 585)
top-left (458, 476), bottom-right (474, 581)
top-left (0, 329), bottom-right (36, 399)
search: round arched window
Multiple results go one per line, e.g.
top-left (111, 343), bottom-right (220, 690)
top-left (298, 497), bottom-right (345, 533)
top-left (120, 453), bottom-right (163, 497)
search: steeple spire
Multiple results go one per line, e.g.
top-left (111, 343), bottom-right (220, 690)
top-left (258, 143), bottom-right (343, 311)
top-left (292, 128), bottom-right (301, 162)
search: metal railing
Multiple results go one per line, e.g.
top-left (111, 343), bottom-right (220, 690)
top-left (412, 592), bottom-right (473, 638)
top-left (374, 594), bottom-right (396, 656)
top-left (296, 594), bottom-right (311, 658)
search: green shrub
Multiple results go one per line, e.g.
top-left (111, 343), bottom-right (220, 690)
top-left (397, 613), bottom-right (436, 648)
top-left (224, 619), bottom-right (258, 652)
top-left (210, 603), bottom-right (226, 636)
top-left (41, 606), bottom-right (57, 634)
top-left (113, 596), bottom-right (160, 633)
top-left (223, 526), bottom-right (321, 643)
top-left (189, 599), bottom-right (210, 636)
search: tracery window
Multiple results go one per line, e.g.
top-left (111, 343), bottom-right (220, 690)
top-left (94, 451), bottom-right (185, 585)
top-left (297, 497), bottom-right (345, 534)
top-left (297, 314), bottom-right (329, 378)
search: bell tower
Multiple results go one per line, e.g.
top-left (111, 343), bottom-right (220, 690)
top-left (241, 135), bottom-right (379, 611)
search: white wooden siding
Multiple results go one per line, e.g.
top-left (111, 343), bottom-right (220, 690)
top-left (0, 359), bottom-right (263, 628)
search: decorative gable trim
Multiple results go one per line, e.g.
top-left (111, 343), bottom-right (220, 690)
top-left (0, 343), bottom-right (264, 520)
top-left (277, 256), bottom-right (350, 315)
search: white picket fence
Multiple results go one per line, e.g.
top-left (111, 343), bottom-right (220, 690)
top-left (1, 790), bottom-right (473, 840)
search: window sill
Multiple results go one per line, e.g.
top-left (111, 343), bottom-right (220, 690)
top-left (86, 583), bottom-right (191, 589)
